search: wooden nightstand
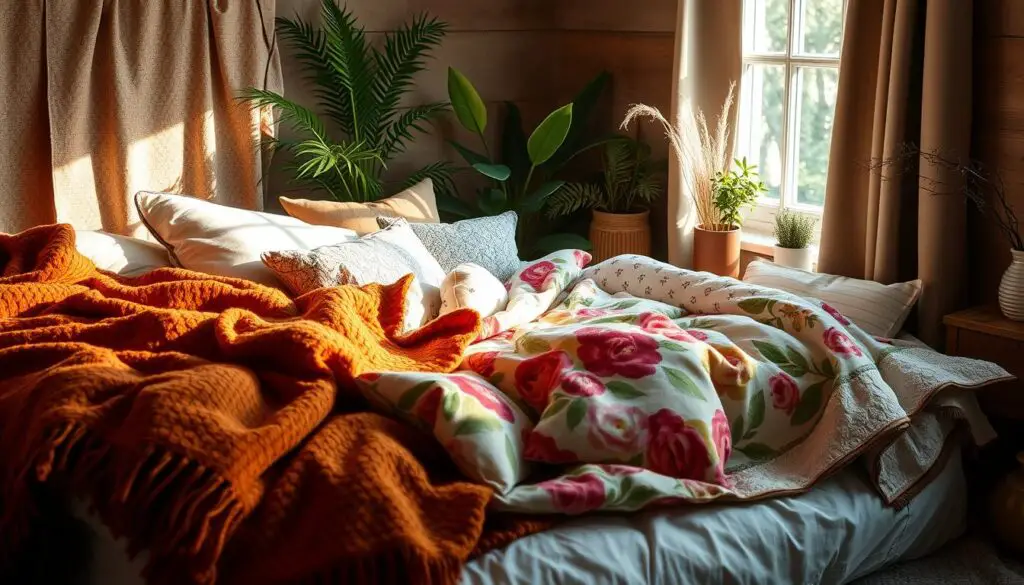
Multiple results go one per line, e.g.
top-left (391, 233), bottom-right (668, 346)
top-left (944, 306), bottom-right (1024, 419)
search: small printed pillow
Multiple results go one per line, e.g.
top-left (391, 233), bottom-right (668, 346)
top-left (440, 263), bottom-right (509, 318)
top-left (477, 249), bottom-right (592, 339)
top-left (355, 371), bottom-right (532, 493)
top-left (377, 211), bottom-right (520, 282)
top-left (261, 219), bottom-right (445, 331)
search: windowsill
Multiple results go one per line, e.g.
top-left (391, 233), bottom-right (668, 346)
top-left (739, 226), bottom-right (820, 261)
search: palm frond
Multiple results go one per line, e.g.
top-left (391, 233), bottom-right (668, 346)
top-left (544, 182), bottom-right (603, 219)
top-left (370, 14), bottom-right (448, 145)
top-left (242, 88), bottom-right (329, 141)
top-left (401, 161), bottom-right (459, 199)
top-left (275, 16), bottom-right (352, 135)
top-left (380, 103), bottom-right (449, 160)
top-left (603, 139), bottom-right (634, 200)
top-left (320, 0), bottom-right (375, 142)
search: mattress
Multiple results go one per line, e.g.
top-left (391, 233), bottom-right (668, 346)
top-left (77, 447), bottom-right (966, 585)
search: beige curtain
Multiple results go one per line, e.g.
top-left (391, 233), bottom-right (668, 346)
top-left (666, 0), bottom-right (743, 267)
top-left (0, 0), bottom-right (281, 238)
top-left (818, 0), bottom-right (972, 346)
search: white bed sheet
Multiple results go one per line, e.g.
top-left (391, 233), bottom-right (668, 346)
top-left (462, 448), bottom-right (966, 585)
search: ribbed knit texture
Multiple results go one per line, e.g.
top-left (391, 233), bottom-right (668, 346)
top-left (0, 224), bottom-right (548, 585)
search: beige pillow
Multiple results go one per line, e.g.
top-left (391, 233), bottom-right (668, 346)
top-left (75, 230), bottom-right (171, 277)
top-left (279, 178), bottom-right (439, 235)
top-left (261, 219), bottom-right (446, 331)
top-left (742, 260), bottom-right (923, 337)
top-left (440, 263), bottom-right (509, 318)
top-left (135, 191), bottom-right (357, 287)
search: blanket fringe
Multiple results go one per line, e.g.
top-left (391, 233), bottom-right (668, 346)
top-left (1, 421), bottom-right (244, 585)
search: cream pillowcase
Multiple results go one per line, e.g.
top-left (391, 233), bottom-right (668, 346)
top-left (279, 178), bottom-right (439, 235)
top-left (440, 263), bottom-right (509, 318)
top-left (135, 191), bottom-right (357, 287)
top-left (742, 260), bottom-right (922, 337)
top-left (261, 219), bottom-right (446, 331)
top-left (75, 230), bottom-right (172, 277)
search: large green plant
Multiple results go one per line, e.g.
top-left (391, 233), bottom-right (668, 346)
top-left (544, 134), bottom-right (664, 218)
top-left (243, 0), bottom-right (456, 202)
top-left (445, 68), bottom-right (610, 254)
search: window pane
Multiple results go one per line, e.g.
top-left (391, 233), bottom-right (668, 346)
top-left (798, 0), bottom-right (844, 55)
top-left (737, 63), bottom-right (786, 200)
top-left (794, 66), bottom-right (839, 207)
top-left (745, 0), bottom-right (789, 53)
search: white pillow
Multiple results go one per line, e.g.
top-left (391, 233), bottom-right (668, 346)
top-left (742, 260), bottom-right (922, 337)
top-left (134, 191), bottom-right (357, 286)
top-left (261, 219), bottom-right (446, 331)
top-left (440, 263), bottom-right (509, 318)
top-left (75, 230), bottom-right (172, 277)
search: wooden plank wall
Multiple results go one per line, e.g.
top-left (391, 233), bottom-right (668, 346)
top-left (270, 0), bottom-right (678, 258)
top-left (973, 1), bottom-right (1024, 303)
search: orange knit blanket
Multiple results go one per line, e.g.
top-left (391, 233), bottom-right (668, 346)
top-left (0, 224), bottom-right (548, 584)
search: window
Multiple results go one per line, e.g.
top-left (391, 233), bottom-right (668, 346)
top-left (735, 0), bottom-right (845, 241)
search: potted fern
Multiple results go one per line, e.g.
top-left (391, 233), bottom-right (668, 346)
top-left (772, 210), bottom-right (817, 271)
top-left (242, 0), bottom-right (457, 202)
top-left (544, 134), bottom-right (663, 261)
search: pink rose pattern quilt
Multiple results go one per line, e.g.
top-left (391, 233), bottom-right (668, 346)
top-left (357, 253), bottom-right (1011, 515)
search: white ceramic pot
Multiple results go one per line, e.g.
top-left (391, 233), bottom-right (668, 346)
top-left (772, 245), bottom-right (815, 272)
top-left (999, 249), bottom-right (1024, 321)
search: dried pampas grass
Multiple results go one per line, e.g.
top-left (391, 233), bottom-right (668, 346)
top-left (621, 82), bottom-right (736, 231)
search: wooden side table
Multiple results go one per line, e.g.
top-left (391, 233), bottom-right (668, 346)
top-left (944, 306), bottom-right (1024, 419)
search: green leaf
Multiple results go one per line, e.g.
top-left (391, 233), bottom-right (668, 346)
top-left (663, 367), bottom-right (707, 401)
top-left (534, 232), bottom-right (593, 254)
top-left (442, 391), bottom-right (460, 421)
top-left (527, 104), bottom-right (573, 166)
top-left (585, 315), bottom-right (636, 325)
top-left (472, 163), bottom-right (511, 181)
top-left (737, 298), bottom-right (771, 314)
top-left (611, 300), bottom-right (641, 310)
top-left (620, 484), bottom-right (661, 510)
top-left (447, 67), bottom-right (487, 134)
top-left (606, 381), bottom-right (645, 399)
top-left (519, 336), bottom-right (552, 354)
top-left (751, 340), bottom-right (788, 366)
top-left (434, 192), bottom-right (476, 219)
top-left (747, 390), bottom-right (766, 431)
top-left (819, 358), bottom-right (836, 378)
top-left (519, 180), bottom-right (566, 213)
top-left (738, 443), bottom-right (777, 461)
top-left (544, 71), bottom-right (611, 170)
top-left (448, 140), bottom-right (490, 166)
top-left (658, 340), bottom-right (689, 353)
top-left (396, 380), bottom-right (435, 411)
top-left (566, 399), bottom-right (588, 430)
top-left (478, 188), bottom-right (508, 215)
top-left (730, 415), bottom-right (745, 446)
top-left (505, 435), bottom-right (519, 475)
top-left (454, 417), bottom-right (502, 436)
top-left (488, 372), bottom-right (505, 387)
top-left (785, 347), bottom-right (811, 374)
top-left (501, 102), bottom-right (531, 193)
top-left (545, 397), bottom-right (572, 420)
top-left (790, 381), bottom-right (825, 426)
top-left (779, 363), bottom-right (808, 378)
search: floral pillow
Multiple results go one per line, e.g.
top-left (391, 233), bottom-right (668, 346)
top-left (477, 249), bottom-right (591, 340)
top-left (354, 371), bottom-right (531, 493)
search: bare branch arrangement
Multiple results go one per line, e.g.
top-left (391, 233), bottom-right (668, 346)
top-left (869, 144), bottom-right (1022, 251)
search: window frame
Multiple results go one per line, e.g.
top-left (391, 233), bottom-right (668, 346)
top-left (736, 0), bottom-right (847, 239)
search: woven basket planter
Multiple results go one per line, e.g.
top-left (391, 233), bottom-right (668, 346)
top-left (589, 209), bottom-right (651, 263)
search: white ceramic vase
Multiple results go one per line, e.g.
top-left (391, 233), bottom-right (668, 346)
top-left (999, 249), bottom-right (1024, 321)
top-left (773, 245), bottom-right (815, 272)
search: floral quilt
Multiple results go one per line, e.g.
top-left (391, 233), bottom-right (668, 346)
top-left (356, 253), bottom-right (1011, 515)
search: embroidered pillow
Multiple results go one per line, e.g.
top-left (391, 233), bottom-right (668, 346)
top-left (261, 219), bottom-right (445, 331)
top-left (280, 178), bottom-right (439, 235)
top-left (355, 371), bottom-right (531, 493)
top-left (440, 263), bottom-right (509, 318)
top-left (377, 211), bottom-right (520, 282)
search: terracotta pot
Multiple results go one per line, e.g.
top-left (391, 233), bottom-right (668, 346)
top-left (589, 209), bottom-right (651, 263)
top-left (999, 249), bottom-right (1024, 321)
top-left (693, 225), bottom-right (741, 278)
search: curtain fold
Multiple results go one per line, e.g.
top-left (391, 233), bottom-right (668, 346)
top-left (0, 0), bottom-right (281, 238)
top-left (666, 0), bottom-right (743, 268)
top-left (818, 0), bottom-right (972, 346)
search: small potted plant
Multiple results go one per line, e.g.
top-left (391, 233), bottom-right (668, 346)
top-left (692, 157), bottom-right (766, 277)
top-left (772, 210), bottom-right (817, 271)
top-left (543, 133), bottom-right (664, 261)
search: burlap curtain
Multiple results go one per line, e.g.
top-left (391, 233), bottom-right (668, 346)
top-left (666, 0), bottom-right (743, 268)
top-left (0, 0), bottom-right (281, 238)
top-left (818, 0), bottom-right (972, 346)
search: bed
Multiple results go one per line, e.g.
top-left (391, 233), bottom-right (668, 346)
top-left (0, 218), bottom-right (1010, 585)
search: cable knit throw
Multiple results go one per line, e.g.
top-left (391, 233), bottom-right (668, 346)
top-left (0, 224), bottom-right (549, 584)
